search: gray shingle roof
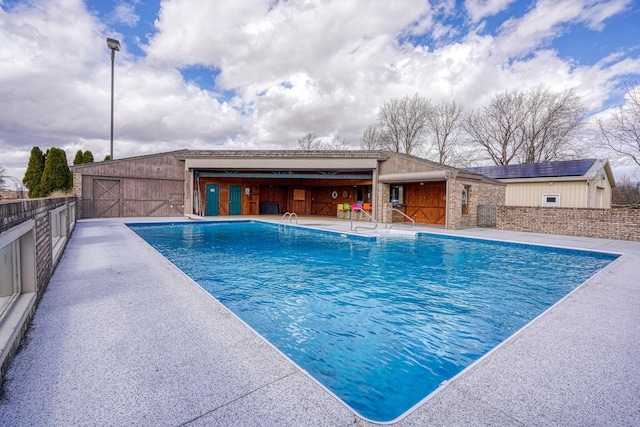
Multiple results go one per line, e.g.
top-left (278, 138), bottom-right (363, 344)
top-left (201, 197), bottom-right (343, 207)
top-left (177, 150), bottom-right (391, 160)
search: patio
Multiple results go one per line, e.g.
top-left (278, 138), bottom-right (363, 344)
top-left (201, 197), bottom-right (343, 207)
top-left (0, 217), bottom-right (638, 426)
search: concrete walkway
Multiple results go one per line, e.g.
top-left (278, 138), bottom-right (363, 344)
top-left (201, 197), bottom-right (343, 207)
top-left (0, 217), bottom-right (638, 426)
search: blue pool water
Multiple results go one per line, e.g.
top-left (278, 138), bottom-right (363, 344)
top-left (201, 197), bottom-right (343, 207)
top-left (129, 221), bottom-right (617, 422)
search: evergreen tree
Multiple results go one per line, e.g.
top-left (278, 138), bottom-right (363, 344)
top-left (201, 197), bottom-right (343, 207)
top-left (82, 150), bottom-right (94, 163)
top-left (40, 148), bottom-right (72, 196)
top-left (23, 146), bottom-right (46, 198)
top-left (73, 149), bottom-right (84, 165)
top-left (104, 154), bottom-right (111, 161)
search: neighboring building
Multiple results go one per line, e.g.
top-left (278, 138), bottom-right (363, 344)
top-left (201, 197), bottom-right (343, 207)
top-left (466, 159), bottom-right (615, 208)
top-left (0, 190), bottom-right (22, 200)
top-left (72, 150), bottom-right (505, 229)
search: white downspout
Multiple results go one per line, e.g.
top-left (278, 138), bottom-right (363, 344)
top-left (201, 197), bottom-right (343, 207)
top-left (587, 174), bottom-right (599, 208)
top-left (185, 167), bottom-right (194, 215)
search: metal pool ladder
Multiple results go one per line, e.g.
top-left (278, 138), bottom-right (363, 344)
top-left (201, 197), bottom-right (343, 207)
top-left (350, 208), bottom-right (378, 232)
top-left (384, 208), bottom-right (415, 229)
top-left (280, 212), bottom-right (298, 224)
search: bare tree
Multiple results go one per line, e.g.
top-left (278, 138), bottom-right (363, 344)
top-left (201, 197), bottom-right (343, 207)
top-left (360, 123), bottom-right (384, 150)
top-left (464, 86), bottom-right (585, 166)
top-left (464, 90), bottom-right (529, 165)
top-left (597, 83), bottom-right (640, 166)
top-left (297, 132), bottom-right (321, 150)
top-left (612, 175), bottom-right (640, 207)
top-left (0, 165), bottom-right (6, 189)
top-left (519, 85), bottom-right (585, 163)
top-left (321, 134), bottom-right (349, 150)
top-left (426, 99), bottom-right (464, 164)
top-left (376, 94), bottom-right (432, 155)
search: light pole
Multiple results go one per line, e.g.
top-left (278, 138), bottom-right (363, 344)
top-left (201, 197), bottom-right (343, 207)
top-left (107, 38), bottom-right (121, 160)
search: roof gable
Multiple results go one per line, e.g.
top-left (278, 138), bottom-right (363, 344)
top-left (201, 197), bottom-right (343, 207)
top-left (465, 159), bottom-right (598, 179)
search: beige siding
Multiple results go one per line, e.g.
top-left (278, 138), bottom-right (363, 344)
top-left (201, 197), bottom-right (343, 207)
top-left (505, 181), bottom-right (589, 207)
top-left (378, 155), bottom-right (443, 175)
top-left (590, 178), bottom-right (612, 208)
top-left (502, 162), bottom-right (615, 209)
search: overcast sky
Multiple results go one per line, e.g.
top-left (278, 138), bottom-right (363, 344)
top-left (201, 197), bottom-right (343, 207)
top-left (1, 0), bottom-right (639, 185)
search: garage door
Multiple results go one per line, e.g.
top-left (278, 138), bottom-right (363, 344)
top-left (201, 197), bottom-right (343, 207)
top-left (92, 179), bottom-right (121, 218)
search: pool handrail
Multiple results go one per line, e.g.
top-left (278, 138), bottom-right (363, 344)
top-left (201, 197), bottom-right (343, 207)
top-left (351, 208), bottom-right (378, 232)
top-left (384, 208), bottom-right (415, 229)
top-left (280, 212), bottom-right (298, 224)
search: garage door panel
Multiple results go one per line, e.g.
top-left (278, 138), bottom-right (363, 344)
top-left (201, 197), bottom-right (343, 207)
top-left (92, 179), bottom-right (121, 218)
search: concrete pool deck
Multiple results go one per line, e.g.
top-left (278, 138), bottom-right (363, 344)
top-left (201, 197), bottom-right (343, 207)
top-left (0, 217), bottom-right (638, 426)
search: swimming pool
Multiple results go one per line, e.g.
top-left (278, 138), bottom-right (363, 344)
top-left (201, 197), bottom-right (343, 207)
top-left (129, 221), bottom-right (617, 422)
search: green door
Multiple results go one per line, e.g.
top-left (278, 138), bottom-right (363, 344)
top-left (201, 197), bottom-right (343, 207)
top-left (206, 184), bottom-right (219, 216)
top-left (229, 185), bottom-right (242, 215)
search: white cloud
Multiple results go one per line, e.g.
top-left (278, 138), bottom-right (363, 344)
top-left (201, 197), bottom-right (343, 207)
top-left (0, 0), bottom-right (107, 146)
top-left (144, 0), bottom-right (430, 85)
top-left (110, 1), bottom-right (139, 28)
top-left (580, 0), bottom-right (630, 30)
top-left (465, 0), bottom-right (517, 23)
top-left (0, 0), bottom-right (639, 181)
top-left (0, 0), bottom-right (245, 176)
top-left (495, 0), bottom-right (631, 58)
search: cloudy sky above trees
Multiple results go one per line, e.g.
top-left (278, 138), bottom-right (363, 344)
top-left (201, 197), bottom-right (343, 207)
top-left (1, 0), bottom-right (639, 182)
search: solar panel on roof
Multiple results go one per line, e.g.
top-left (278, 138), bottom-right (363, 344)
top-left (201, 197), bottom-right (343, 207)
top-left (465, 159), bottom-right (596, 179)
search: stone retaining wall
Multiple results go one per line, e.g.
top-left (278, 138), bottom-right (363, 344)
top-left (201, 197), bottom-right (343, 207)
top-left (336, 207), bottom-right (374, 222)
top-left (0, 197), bottom-right (77, 378)
top-left (496, 206), bottom-right (640, 241)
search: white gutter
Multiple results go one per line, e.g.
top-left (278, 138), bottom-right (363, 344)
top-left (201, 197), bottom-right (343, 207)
top-left (378, 170), bottom-right (448, 183)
